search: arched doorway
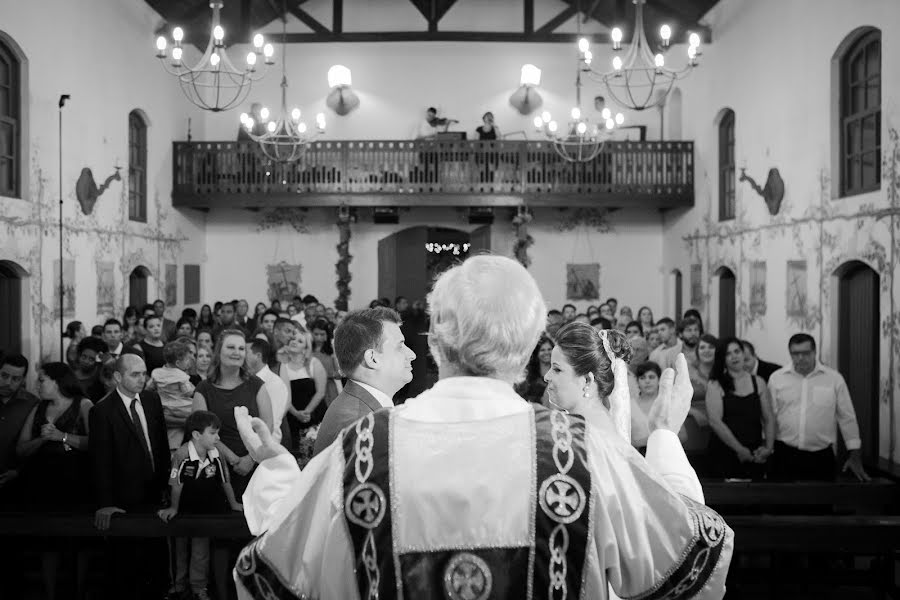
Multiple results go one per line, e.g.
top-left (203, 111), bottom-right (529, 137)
top-left (0, 260), bottom-right (26, 353)
top-left (129, 266), bottom-right (151, 309)
top-left (669, 269), bottom-right (683, 321)
top-left (835, 260), bottom-right (879, 463)
top-left (716, 267), bottom-right (736, 339)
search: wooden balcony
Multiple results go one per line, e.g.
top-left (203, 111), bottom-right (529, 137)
top-left (172, 139), bottom-right (694, 209)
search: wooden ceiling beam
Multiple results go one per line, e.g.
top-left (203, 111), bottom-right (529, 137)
top-left (536, 6), bottom-right (578, 34)
top-left (288, 1), bottom-right (330, 34)
top-left (524, 0), bottom-right (534, 33)
top-left (333, 0), bottom-right (343, 34)
top-left (273, 30), bottom-right (615, 43)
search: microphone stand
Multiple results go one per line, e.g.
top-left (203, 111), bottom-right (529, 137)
top-left (58, 94), bottom-right (70, 360)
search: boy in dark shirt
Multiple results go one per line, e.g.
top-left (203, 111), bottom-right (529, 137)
top-left (158, 411), bottom-right (242, 600)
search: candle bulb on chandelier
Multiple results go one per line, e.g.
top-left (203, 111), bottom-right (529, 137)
top-left (253, 34), bottom-right (264, 49)
top-left (246, 52), bottom-right (257, 67)
top-left (660, 24), bottom-right (672, 47)
top-left (172, 27), bottom-right (184, 42)
top-left (260, 107), bottom-right (270, 120)
top-left (571, 107), bottom-right (581, 120)
top-left (612, 56), bottom-right (623, 71)
top-left (263, 44), bottom-right (275, 64)
top-left (611, 27), bottom-right (623, 50)
top-left (172, 47), bottom-right (183, 63)
top-left (291, 108), bottom-right (301, 121)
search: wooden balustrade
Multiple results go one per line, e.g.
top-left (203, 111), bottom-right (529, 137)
top-left (172, 139), bottom-right (694, 209)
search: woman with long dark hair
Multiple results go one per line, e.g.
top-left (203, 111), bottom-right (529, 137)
top-left (515, 336), bottom-right (553, 403)
top-left (310, 319), bottom-right (342, 406)
top-left (705, 337), bottom-right (774, 480)
top-left (122, 306), bottom-right (142, 346)
top-left (16, 362), bottom-right (94, 600)
top-left (198, 304), bottom-right (216, 331)
top-left (63, 321), bottom-right (86, 369)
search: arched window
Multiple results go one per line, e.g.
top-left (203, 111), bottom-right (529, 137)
top-left (0, 37), bottom-right (21, 198)
top-left (840, 30), bottom-right (880, 197)
top-left (128, 110), bottom-right (148, 221)
top-left (718, 109), bottom-right (735, 221)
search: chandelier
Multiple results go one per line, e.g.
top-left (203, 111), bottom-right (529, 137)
top-left (155, 1), bottom-right (274, 112)
top-left (533, 62), bottom-right (624, 163)
top-left (240, 16), bottom-right (326, 163)
top-left (579, 0), bottom-right (701, 111)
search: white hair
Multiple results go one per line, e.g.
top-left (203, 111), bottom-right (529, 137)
top-left (427, 254), bottom-right (547, 382)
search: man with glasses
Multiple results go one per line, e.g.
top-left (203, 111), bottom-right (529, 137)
top-left (767, 333), bottom-right (869, 482)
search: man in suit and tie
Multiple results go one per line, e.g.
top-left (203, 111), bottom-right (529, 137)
top-left (153, 299), bottom-right (178, 342)
top-left (313, 307), bottom-right (416, 456)
top-left (90, 353), bottom-right (171, 599)
top-left (742, 339), bottom-right (781, 383)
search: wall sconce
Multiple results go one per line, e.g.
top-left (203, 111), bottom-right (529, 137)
top-left (326, 64), bottom-right (360, 116)
top-left (509, 64), bottom-right (543, 115)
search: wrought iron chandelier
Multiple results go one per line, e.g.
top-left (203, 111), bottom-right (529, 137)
top-left (533, 47), bottom-right (624, 163)
top-left (579, 0), bottom-right (702, 111)
top-left (239, 15), bottom-right (325, 163)
top-left (155, 1), bottom-right (274, 112)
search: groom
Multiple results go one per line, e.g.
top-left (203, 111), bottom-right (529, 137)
top-left (313, 307), bottom-right (416, 456)
top-left (235, 255), bottom-right (732, 599)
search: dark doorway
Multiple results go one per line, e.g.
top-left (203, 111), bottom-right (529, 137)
top-left (379, 227), bottom-right (472, 400)
top-left (129, 266), bottom-right (150, 309)
top-left (836, 261), bottom-right (880, 463)
top-left (0, 260), bottom-right (24, 354)
top-left (717, 267), bottom-right (736, 339)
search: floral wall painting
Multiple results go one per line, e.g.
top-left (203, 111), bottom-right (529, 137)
top-left (165, 264), bottom-right (178, 306)
top-left (267, 262), bottom-right (302, 305)
top-left (53, 259), bottom-right (76, 318)
top-left (96, 261), bottom-right (115, 315)
top-left (566, 263), bottom-right (600, 301)
top-left (749, 261), bottom-right (767, 317)
top-left (690, 264), bottom-right (703, 308)
top-left (786, 260), bottom-right (808, 318)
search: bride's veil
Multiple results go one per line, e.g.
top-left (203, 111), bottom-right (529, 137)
top-left (598, 330), bottom-right (632, 445)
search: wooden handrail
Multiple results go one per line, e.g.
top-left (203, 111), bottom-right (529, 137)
top-left (172, 139), bottom-right (694, 208)
top-left (703, 478), bottom-right (900, 507)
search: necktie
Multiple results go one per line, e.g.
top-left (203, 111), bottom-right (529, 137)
top-left (130, 398), bottom-right (154, 470)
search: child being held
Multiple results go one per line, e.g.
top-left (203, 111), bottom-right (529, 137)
top-left (158, 411), bottom-right (243, 600)
top-left (146, 339), bottom-right (195, 451)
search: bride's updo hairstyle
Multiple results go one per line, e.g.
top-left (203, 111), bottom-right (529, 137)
top-left (554, 322), bottom-right (633, 398)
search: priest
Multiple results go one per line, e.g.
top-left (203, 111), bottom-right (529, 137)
top-left (234, 254), bottom-right (733, 599)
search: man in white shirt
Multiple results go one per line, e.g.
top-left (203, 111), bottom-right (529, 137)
top-left (767, 333), bottom-right (870, 482)
top-left (649, 317), bottom-right (682, 369)
top-left (102, 318), bottom-right (124, 357)
top-left (312, 307), bottom-right (416, 456)
top-left (234, 255), bottom-right (731, 600)
top-left (245, 338), bottom-right (290, 447)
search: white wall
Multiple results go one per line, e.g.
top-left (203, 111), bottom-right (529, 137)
top-left (665, 0), bottom-right (900, 460)
top-left (203, 206), bottom-right (665, 314)
top-left (0, 0), bottom-right (207, 364)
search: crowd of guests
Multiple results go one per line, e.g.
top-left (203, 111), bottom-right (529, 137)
top-left (516, 297), bottom-right (871, 484)
top-left (0, 290), bottom-right (873, 599)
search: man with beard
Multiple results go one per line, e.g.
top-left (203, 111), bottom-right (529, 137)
top-left (679, 316), bottom-right (702, 369)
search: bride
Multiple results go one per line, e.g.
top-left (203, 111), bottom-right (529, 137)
top-left (545, 321), bottom-right (704, 501)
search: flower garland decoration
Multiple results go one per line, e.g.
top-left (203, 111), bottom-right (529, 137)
top-left (512, 208), bottom-right (534, 268)
top-left (335, 207), bottom-right (354, 310)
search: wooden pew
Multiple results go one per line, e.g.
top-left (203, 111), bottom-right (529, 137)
top-left (703, 478), bottom-right (900, 513)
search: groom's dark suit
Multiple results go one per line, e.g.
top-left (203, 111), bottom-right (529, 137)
top-left (313, 380), bottom-right (384, 457)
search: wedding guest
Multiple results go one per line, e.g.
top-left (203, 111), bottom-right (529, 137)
top-left (637, 306), bottom-right (654, 333)
top-left (153, 299), bottom-right (177, 342)
top-left (198, 305), bottom-right (216, 331)
top-left (64, 321), bottom-right (86, 369)
top-left (631, 361), bottom-right (687, 454)
top-left (742, 340), bottom-right (781, 383)
top-left (310, 319), bottom-right (342, 406)
top-left (0, 354), bottom-right (39, 504)
top-left (195, 347), bottom-right (212, 382)
top-left (192, 330), bottom-right (273, 496)
top-left (145, 340), bottom-right (196, 453)
top-left (175, 317), bottom-right (194, 340)
top-left (248, 303), bottom-right (268, 333)
top-left (122, 306), bottom-right (142, 346)
top-left (515, 336), bottom-right (553, 404)
top-left (137, 315), bottom-right (167, 374)
top-left (74, 337), bottom-right (108, 401)
top-left (235, 299), bottom-right (251, 330)
top-left (196, 330), bottom-right (214, 351)
top-left (599, 303), bottom-right (615, 322)
top-left (102, 318), bottom-right (125, 358)
top-left (682, 308), bottom-right (705, 335)
top-left (279, 328), bottom-right (326, 452)
top-left (685, 333), bottom-right (717, 468)
top-left (649, 318), bottom-right (682, 370)
top-left (624, 321), bottom-right (644, 339)
top-left (706, 338), bottom-right (775, 480)
top-left (245, 339), bottom-right (290, 447)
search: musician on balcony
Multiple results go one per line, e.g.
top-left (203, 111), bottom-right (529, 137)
top-left (414, 106), bottom-right (458, 139)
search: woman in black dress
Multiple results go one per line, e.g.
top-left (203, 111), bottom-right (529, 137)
top-left (193, 329), bottom-right (273, 497)
top-left (279, 327), bottom-right (326, 456)
top-left (16, 362), bottom-right (93, 600)
top-left (705, 337), bottom-right (776, 480)
top-left (515, 336), bottom-right (552, 403)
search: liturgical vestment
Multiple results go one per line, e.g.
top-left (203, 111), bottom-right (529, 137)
top-left (236, 376), bottom-right (733, 599)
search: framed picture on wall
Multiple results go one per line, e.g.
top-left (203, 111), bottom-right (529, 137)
top-left (749, 261), bottom-right (767, 317)
top-left (165, 264), bottom-right (177, 306)
top-left (53, 259), bottom-right (76, 318)
top-left (267, 261), bottom-right (302, 305)
top-left (690, 264), bottom-right (703, 308)
top-left (786, 260), bottom-right (808, 317)
top-left (566, 263), bottom-right (600, 301)
top-left (96, 261), bottom-right (115, 316)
